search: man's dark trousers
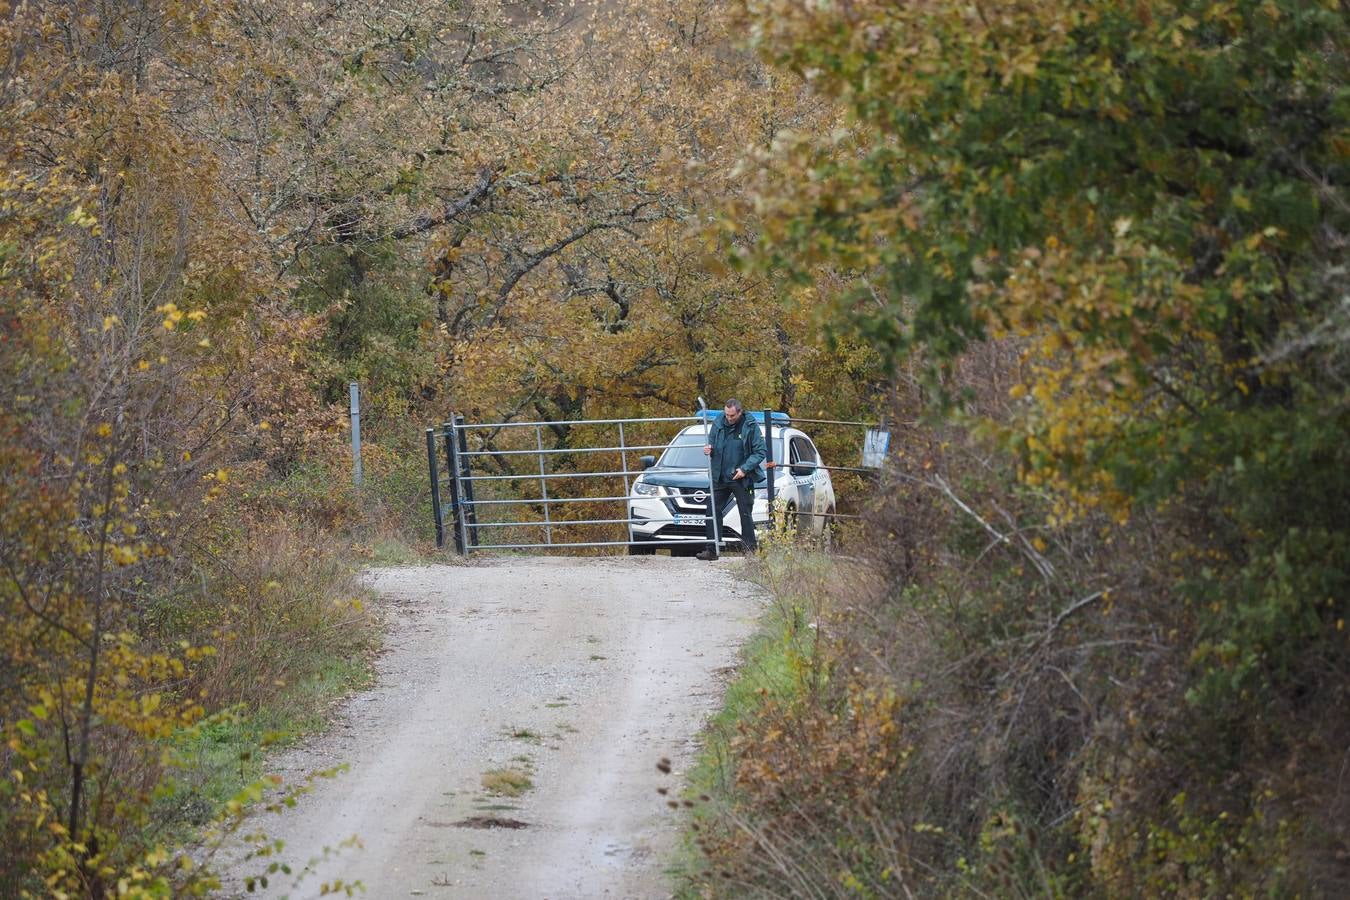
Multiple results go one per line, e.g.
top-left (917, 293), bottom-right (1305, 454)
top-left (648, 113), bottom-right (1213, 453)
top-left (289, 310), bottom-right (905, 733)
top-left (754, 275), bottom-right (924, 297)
top-left (705, 479), bottom-right (757, 556)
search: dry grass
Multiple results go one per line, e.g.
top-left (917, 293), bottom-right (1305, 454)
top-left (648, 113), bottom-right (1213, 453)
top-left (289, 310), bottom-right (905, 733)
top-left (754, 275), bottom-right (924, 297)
top-left (175, 517), bottom-right (376, 711)
top-left (680, 356), bottom-right (1198, 895)
top-left (481, 768), bottom-right (534, 797)
top-left (684, 343), bottom-right (1350, 896)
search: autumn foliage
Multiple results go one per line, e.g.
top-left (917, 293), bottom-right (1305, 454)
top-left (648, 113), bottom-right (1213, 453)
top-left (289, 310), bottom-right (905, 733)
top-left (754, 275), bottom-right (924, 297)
top-left (3, 0), bottom-right (1346, 895)
top-left (0, 0), bottom-right (868, 893)
top-left (685, 0), bottom-right (1350, 896)
top-left (0, 2), bottom-right (365, 894)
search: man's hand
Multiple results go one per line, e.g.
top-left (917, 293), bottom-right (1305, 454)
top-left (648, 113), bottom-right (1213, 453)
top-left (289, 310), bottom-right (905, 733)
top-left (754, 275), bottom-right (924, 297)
top-left (733, 468), bottom-right (745, 480)
top-left (703, 445), bottom-right (712, 456)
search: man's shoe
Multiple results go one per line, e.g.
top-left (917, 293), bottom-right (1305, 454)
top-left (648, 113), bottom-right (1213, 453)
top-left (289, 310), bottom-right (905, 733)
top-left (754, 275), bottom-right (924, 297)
top-left (695, 549), bottom-right (718, 561)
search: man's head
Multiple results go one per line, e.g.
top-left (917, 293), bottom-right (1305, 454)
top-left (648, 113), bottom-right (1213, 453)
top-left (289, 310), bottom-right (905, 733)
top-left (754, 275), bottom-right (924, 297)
top-left (723, 399), bottom-right (743, 424)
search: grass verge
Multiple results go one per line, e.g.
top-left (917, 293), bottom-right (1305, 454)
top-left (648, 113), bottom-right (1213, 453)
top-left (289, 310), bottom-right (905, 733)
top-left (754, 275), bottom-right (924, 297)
top-left (139, 511), bottom-right (386, 871)
top-left (155, 653), bottom-right (376, 838)
top-left (670, 548), bottom-right (826, 895)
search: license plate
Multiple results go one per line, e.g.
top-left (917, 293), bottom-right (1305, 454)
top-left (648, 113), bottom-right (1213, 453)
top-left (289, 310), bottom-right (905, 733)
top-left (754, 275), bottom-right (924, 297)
top-left (674, 514), bottom-right (703, 526)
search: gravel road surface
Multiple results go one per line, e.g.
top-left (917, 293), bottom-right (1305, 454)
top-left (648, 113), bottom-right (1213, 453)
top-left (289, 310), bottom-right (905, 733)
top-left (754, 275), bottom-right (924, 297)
top-left (223, 556), bottom-right (762, 899)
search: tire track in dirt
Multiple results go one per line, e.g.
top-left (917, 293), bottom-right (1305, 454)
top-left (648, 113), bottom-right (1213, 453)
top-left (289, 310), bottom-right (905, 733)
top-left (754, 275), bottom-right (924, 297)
top-left (222, 556), bottom-right (762, 899)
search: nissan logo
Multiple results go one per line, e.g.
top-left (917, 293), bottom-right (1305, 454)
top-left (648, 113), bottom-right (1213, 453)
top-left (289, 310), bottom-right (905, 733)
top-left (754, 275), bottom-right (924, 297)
top-left (692, 490), bottom-right (706, 503)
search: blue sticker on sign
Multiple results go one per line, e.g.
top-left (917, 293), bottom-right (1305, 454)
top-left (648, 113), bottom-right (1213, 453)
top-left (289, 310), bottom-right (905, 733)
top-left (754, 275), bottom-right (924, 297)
top-left (862, 429), bottom-right (890, 468)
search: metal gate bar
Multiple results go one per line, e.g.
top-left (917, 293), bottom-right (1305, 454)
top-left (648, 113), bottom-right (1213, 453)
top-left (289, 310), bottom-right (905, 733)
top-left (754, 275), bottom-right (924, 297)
top-left (467, 494), bottom-right (637, 506)
top-left (463, 414), bottom-right (697, 430)
top-left (453, 466), bottom-right (705, 484)
top-left (470, 517), bottom-right (705, 529)
top-left (470, 538), bottom-right (710, 551)
top-left (769, 462), bottom-right (882, 476)
top-left (457, 443), bottom-right (672, 457)
top-left (787, 416), bottom-right (902, 427)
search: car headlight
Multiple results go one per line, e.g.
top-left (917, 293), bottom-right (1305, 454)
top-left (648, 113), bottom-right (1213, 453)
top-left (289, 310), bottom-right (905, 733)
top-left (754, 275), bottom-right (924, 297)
top-left (634, 481), bottom-right (660, 496)
top-left (754, 488), bottom-right (767, 499)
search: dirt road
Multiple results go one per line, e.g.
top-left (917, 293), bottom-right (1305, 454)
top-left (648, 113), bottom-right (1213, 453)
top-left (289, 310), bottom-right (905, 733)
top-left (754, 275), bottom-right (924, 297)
top-left (223, 556), bottom-right (762, 899)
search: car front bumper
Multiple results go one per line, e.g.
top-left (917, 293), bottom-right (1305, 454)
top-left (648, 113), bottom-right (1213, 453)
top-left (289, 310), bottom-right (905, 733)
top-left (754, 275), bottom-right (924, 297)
top-left (628, 494), bottom-right (770, 546)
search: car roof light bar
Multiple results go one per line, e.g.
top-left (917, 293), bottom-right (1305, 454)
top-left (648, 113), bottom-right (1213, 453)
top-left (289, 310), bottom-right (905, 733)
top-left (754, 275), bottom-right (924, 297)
top-left (693, 408), bottom-right (791, 425)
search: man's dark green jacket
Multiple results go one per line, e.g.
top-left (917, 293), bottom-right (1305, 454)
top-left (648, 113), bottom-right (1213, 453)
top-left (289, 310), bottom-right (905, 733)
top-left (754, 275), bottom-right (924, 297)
top-left (707, 413), bottom-right (766, 485)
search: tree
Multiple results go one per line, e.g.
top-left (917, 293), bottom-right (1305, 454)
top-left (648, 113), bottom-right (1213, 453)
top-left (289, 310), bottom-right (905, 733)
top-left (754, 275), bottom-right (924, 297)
top-left (437, 0), bottom-right (880, 436)
top-left (727, 0), bottom-right (1349, 891)
top-left (184, 0), bottom-right (573, 413)
top-left (1, 2), bottom-right (279, 891)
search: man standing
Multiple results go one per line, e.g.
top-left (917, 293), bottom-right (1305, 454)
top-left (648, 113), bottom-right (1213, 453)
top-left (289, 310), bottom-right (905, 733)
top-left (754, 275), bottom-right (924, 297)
top-left (697, 399), bottom-right (766, 560)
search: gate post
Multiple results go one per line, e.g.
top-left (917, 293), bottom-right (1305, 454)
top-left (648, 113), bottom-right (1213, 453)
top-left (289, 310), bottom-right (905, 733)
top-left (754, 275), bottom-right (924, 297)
top-left (442, 423), bottom-right (465, 555)
top-left (764, 408), bottom-right (775, 506)
top-left (426, 427), bottom-right (444, 548)
top-left (350, 382), bottom-right (363, 487)
top-left (698, 398), bottom-right (722, 554)
top-left (453, 414), bottom-right (480, 548)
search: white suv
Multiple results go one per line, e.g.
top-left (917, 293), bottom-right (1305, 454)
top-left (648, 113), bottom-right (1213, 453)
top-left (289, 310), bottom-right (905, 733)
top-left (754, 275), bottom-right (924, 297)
top-left (626, 414), bottom-right (836, 555)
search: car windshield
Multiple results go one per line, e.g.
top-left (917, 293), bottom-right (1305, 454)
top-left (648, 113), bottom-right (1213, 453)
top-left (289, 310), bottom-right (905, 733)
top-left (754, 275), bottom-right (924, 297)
top-left (656, 439), bottom-right (706, 470)
top-left (655, 433), bottom-right (787, 470)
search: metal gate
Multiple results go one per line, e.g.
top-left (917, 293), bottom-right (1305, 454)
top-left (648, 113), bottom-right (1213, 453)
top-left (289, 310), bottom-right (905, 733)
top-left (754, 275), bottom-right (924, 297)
top-left (426, 406), bottom-right (884, 555)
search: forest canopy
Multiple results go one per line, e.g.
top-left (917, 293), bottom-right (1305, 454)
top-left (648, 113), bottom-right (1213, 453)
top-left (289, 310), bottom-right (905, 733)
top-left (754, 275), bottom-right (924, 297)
top-left (2, 0), bottom-right (1346, 896)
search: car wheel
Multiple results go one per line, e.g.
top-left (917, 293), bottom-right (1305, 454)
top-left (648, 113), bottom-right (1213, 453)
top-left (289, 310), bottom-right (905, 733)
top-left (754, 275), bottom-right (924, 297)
top-left (782, 503), bottom-right (800, 538)
top-left (819, 509), bottom-right (837, 552)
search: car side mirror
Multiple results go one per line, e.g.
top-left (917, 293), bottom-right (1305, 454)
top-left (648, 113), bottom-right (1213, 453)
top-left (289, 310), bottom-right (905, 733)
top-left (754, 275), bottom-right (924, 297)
top-left (791, 461), bottom-right (816, 477)
top-left (639, 455), bottom-right (656, 470)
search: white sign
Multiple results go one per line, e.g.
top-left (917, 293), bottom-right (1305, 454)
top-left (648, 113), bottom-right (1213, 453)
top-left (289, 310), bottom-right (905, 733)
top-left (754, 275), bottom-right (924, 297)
top-left (862, 428), bottom-right (890, 468)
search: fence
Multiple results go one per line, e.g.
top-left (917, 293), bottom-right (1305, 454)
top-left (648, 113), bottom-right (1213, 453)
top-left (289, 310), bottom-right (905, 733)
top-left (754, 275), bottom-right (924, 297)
top-left (426, 407), bottom-right (887, 555)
